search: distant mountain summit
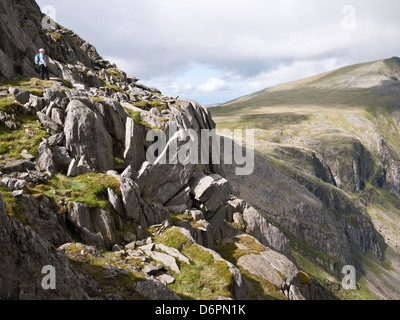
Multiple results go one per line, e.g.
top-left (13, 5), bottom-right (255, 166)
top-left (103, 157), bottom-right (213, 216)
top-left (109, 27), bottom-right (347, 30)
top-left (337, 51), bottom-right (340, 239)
top-left (221, 57), bottom-right (400, 108)
top-left (272, 57), bottom-right (400, 90)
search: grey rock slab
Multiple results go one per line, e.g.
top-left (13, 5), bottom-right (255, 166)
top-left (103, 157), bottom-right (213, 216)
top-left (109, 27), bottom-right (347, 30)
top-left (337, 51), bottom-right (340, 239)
top-left (157, 274), bottom-right (176, 285)
top-left (1, 160), bottom-right (36, 174)
top-left (37, 111), bottom-right (63, 135)
top-left (155, 243), bottom-right (190, 265)
top-left (125, 241), bottom-right (136, 251)
top-left (142, 263), bottom-right (165, 276)
top-left (145, 251), bottom-right (180, 274)
top-left (136, 161), bottom-right (196, 205)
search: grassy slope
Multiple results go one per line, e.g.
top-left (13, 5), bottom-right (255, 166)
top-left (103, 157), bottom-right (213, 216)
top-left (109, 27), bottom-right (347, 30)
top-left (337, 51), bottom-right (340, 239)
top-left (210, 57), bottom-right (400, 300)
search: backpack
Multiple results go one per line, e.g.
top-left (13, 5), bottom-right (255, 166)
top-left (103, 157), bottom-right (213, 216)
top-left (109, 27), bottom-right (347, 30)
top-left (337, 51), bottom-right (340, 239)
top-left (34, 53), bottom-right (40, 65)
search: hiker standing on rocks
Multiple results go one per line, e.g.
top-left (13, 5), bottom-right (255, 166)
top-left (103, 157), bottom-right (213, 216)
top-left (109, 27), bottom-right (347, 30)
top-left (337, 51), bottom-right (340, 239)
top-left (35, 48), bottom-right (50, 80)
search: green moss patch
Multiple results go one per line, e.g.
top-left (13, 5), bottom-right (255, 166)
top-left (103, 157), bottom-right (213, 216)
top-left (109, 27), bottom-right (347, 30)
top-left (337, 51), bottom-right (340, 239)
top-left (105, 84), bottom-right (126, 94)
top-left (113, 157), bottom-right (125, 168)
top-left (154, 227), bottom-right (190, 250)
top-left (124, 108), bottom-right (149, 129)
top-left (105, 68), bottom-right (123, 80)
top-left (51, 32), bottom-right (63, 41)
top-left (1, 77), bottom-right (54, 97)
top-left (123, 107), bottom-right (158, 129)
top-left (29, 173), bottom-right (121, 209)
top-left (0, 96), bottom-right (22, 113)
top-left (216, 235), bottom-right (265, 263)
top-left (90, 96), bottom-right (105, 103)
top-left (133, 99), bottom-right (167, 112)
top-left (170, 245), bottom-right (233, 300)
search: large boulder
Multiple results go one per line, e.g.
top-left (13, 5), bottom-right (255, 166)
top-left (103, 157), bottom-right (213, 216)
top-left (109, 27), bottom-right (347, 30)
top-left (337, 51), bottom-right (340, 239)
top-left (233, 235), bottom-right (303, 300)
top-left (169, 99), bottom-right (216, 132)
top-left (36, 136), bottom-right (73, 176)
top-left (136, 162), bottom-right (196, 205)
top-left (114, 175), bottom-right (142, 223)
top-left (168, 99), bottom-right (225, 176)
top-left (9, 88), bottom-right (30, 104)
top-left (37, 112), bottom-right (63, 135)
top-left (35, 141), bottom-right (57, 176)
top-left (76, 97), bottom-right (127, 158)
top-left (64, 100), bottom-right (113, 173)
top-left (16, 195), bottom-right (72, 247)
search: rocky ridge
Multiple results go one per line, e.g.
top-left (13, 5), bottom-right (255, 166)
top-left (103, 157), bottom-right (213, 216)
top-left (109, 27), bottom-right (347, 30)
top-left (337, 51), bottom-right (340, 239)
top-left (0, 0), bottom-right (314, 300)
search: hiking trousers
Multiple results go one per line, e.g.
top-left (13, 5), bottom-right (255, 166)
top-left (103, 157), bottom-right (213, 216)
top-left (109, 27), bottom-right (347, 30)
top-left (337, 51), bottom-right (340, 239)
top-left (39, 64), bottom-right (50, 80)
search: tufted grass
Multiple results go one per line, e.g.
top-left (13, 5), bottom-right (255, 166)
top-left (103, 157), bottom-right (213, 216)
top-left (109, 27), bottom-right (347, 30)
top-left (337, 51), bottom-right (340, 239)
top-left (0, 96), bottom-right (21, 113)
top-left (0, 112), bottom-right (49, 159)
top-left (154, 227), bottom-right (233, 300)
top-left (105, 68), bottom-right (123, 79)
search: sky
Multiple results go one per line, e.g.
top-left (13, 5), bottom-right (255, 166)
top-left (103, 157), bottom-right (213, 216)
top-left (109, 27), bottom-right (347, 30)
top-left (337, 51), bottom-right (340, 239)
top-left (36, 0), bottom-right (400, 105)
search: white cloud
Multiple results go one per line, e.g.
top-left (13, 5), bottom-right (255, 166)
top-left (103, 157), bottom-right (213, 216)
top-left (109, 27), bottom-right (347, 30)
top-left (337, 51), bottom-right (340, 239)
top-left (246, 58), bottom-right (342, 91)
top-left (37, 0), bottom-right (400, 104)
top-left (197, 78), bottom-right (230, 93)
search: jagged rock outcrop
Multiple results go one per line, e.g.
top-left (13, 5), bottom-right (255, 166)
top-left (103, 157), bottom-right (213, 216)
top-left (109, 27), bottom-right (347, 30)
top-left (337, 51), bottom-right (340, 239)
top-left (240, 204), bottom-right (291, 258)
top-left (0, 0), bottom-right (329, 301)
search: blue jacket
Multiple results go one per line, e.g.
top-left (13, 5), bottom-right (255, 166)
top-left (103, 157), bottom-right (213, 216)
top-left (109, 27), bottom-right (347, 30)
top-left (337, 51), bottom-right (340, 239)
top-left (39, 53), bottom-right (46, 65)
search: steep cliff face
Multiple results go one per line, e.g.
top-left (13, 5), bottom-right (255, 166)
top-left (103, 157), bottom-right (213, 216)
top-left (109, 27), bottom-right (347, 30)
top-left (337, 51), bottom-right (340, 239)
top-left (0, 193), bottom-right (90, 300)
top-left (0, 0), bottom-right (312, 300)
